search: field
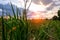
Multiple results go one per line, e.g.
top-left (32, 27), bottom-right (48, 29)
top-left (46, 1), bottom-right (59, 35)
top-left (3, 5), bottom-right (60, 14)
top-left (0, 17), bottom-right (60, 40)
top-left (0, 4), bottom-right (60, 40)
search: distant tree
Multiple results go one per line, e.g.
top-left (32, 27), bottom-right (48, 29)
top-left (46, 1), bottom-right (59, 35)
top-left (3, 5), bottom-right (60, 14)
top-left (58, 9), bottom-right (60, 17)
top-left (52, 16), bottom-right (58, 20)
top-left (45, 18), bottom-right (48, 20)
top-left (57, 9), bottom-right (60, 20)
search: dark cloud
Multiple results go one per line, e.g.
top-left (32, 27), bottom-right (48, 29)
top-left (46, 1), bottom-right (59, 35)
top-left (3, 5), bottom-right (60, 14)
top-left (32, 0), bottom-right (41, 4)
top-left (47, 1), bottom-right (60, 10)
top-left (32, 0), bottom-right (52, 5)
top-left (40, 0), bottom-right (52, 5)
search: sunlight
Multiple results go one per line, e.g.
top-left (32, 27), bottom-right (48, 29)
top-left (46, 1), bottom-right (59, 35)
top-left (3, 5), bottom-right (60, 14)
top-left (29, 11), bottom-right (45, 19)
top-left (30, 19), bottom-right (45, 24)
top-left (32, 14), bottom-right (40, 19)
top-left (29, 11), bottom-right (46, 23)
top-left (29, 2), bottom-right (46, 12)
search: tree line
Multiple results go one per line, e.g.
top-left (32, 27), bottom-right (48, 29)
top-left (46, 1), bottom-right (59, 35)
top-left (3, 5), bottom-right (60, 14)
top-left (52, 9), bottom-right (60, 20)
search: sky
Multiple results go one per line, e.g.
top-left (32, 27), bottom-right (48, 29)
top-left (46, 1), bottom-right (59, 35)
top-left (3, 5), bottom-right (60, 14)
top-left (0, 0), bottom-right (60, 19)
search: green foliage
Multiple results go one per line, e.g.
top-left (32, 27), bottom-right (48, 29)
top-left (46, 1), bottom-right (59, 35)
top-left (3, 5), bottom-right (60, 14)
top-left (52, 16), bottom-right (58, 20)
top-left (58, 10), bottom-right (60, 17)
top-left (58, 9), bottom-right (60, 20)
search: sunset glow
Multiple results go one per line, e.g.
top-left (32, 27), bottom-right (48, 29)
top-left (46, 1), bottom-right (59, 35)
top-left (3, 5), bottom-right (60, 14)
top-left (30, 19), bottom-right (46, 24)
top-left (33, 14), bottom-right (40, 19)
top-left (0, 0), bottom-right (60, 19)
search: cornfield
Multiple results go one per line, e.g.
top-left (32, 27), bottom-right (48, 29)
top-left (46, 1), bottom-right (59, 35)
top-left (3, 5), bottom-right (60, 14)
top-left (0, 3), bottom-right (60, 40)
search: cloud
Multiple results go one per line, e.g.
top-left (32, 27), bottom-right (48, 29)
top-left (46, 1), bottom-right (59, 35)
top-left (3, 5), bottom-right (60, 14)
top-left (32, 0), bottom-right (52, 5)
top-left (0, 0), bottom-right (60, 19)
top-left (0, 9), bottom-right (2, 16)
top-left (40, 0), bottom-right (52, 5)
top-left (0, 0), bottom-right (9, 4)
top-left (0, 9), bottom-right (2, 11)
top-left (32, 0), bottom-right (41, 4)
top-left (32, 0), bottom-right (60, 10)
top-left (46, 0), bottom-right (60, 11)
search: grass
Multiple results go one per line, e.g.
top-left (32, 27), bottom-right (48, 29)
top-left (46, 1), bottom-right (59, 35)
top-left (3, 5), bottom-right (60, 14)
top-left (0, 3), bottom-right (60, 40)
top-left (1, 18), bottom-right (60, 40)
